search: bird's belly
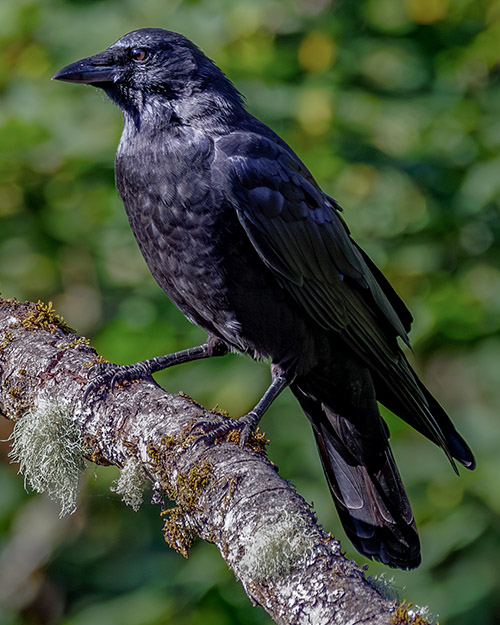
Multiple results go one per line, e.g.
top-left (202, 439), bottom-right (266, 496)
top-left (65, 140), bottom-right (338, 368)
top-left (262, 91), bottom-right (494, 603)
top-left (125, 192), bottom-right (316, 368)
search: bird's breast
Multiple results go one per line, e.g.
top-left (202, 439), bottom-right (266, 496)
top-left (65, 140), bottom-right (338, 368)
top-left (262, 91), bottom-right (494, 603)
top-left (114, 126), bottom-right (318, 366)
top-left (115, 131), bottom-right (254, 340)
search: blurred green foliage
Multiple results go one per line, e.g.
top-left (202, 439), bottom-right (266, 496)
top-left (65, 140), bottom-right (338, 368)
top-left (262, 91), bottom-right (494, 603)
top-left (1, 0), bottom-right (500, 623)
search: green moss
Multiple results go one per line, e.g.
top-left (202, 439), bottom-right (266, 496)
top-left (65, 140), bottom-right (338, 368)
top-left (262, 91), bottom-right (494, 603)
top-left (58, 336), bottom-right (92, 350)
top-left (144, 412), bottom-right (268, 557)
top-left (148, 435), bottom-right (214, 558)
top-left (391, 601), bottom-right (434, 625)
top-left (176, 462), bottom-right (213, 508)
top-left (211, 404), bottom-right (229, 417)
top-left (160, 461), bottom-right (213, 557)
top-left (83, 354), bottom-right (106, 369)
top-left (187, 415), bottom-right (269, 455)
top-left (225, 426), bottom-right (269, 454)
top-left (0, 330), bottom-right (12, 352)
top-left (147, 440), bottom-right (161, 464)
top-left (82, 432), bottom-right (112, 466)
top-left (160, 434), bottom-right (177, 449)
top-left (20, 300), bottom-right (74, 334)
top-left (8, 385), bottom-right (20, 398)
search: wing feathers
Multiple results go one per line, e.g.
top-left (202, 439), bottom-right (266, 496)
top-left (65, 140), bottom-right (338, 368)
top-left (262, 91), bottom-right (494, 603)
top-left (216, 133), bottom-right (411, 345)
top-left (214, 131), bottom-right (472, 468)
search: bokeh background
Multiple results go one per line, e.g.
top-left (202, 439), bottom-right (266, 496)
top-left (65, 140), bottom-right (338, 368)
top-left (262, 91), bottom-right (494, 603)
top-left (1, 0), bottom-right (500, 623)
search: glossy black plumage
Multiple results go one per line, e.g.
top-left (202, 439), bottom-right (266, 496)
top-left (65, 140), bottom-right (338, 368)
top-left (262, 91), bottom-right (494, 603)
top-left (54, 28), bottom-right (475, 569)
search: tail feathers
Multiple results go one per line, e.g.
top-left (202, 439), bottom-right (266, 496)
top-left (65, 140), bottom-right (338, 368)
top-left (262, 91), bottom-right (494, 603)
top-left (293, 385), bottom-right (421, 569)
top-left (313, 422), bottom-right (421, 569)
top-left (374, 359), bottom-right (476, 471)
top-left (418, 381), bottom-right (475, 470)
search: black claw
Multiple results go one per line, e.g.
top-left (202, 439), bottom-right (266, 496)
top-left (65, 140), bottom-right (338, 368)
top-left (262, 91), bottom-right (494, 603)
top-left (110, 372), bottom-right (121, 391)
top-left (189, 419), bottom-right (228, 445)
top-left (83, 361), bottom-right (154, 404)
top-left (190, 412), bottom-right (260, 448)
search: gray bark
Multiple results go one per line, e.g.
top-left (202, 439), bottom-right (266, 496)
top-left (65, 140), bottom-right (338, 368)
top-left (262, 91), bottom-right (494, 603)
top-left (0, 297), bottom-right (430, 625)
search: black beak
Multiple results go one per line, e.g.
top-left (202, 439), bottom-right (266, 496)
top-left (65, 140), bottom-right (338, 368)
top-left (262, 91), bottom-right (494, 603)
top-left (52, 52), bottom-right (117, 86)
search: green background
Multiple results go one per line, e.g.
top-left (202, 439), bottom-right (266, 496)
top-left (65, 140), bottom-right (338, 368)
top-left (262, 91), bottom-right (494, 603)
top-left (1, 0), bottom-right (500, 623)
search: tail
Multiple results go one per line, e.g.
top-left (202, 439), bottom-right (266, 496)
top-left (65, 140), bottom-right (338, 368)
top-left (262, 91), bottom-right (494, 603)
top-left (373, 354), bottom-right (475, 472)
top-left (291, 377), bottom-right (421, 569)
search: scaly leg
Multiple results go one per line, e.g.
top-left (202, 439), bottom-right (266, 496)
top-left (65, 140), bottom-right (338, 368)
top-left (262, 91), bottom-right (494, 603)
top-left (84, 335), bottom-right (228, 401)
top-left (193, 363), bottom-right (293, 446)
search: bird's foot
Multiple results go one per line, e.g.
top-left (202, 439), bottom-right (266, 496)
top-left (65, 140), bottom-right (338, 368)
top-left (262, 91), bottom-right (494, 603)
top-left (192, 411), bottom-right (263, 448)
top-left (82, 340), bottom-right (230, 404)
top-left (83, 360), bottom-right (155, 403)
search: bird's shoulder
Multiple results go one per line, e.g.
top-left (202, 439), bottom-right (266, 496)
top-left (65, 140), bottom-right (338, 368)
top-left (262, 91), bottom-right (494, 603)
top-left (212, 124), bottom-right (413, 342)
top-left (214, 125), bottom-right (343, 229)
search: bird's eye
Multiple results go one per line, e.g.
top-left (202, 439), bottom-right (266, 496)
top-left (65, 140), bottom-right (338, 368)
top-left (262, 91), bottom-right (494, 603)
top-left (131, 48), bottom-right (149, 62)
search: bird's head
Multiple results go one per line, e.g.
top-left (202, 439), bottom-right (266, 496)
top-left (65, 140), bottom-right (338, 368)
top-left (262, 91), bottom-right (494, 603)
top-left (53, 28), bottom-right (244, 130)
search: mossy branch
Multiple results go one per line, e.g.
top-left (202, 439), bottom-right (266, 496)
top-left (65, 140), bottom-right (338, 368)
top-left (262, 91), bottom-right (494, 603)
top-left (0, 297), bottom-right (434, 625)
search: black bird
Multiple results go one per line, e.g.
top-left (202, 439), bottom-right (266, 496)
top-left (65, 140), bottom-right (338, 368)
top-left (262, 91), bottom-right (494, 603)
top-left (53, 28), bottom-right (475, 569)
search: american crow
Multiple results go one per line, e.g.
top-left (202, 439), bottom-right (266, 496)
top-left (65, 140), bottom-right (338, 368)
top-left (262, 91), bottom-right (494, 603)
top-left (53, 28), bottom-right (475, 569)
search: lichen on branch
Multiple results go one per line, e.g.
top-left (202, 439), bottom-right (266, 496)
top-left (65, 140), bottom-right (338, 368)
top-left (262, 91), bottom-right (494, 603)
top-left (9, 395), bottom-right (86, 516)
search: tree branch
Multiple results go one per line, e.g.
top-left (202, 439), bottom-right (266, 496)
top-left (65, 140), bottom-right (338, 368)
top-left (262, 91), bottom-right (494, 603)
top-left (0, 297), bottom-right (431, 625)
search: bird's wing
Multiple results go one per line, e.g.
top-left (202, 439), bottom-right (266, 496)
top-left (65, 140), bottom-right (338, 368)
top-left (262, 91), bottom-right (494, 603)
top-left (214, 131), bottom-right (412, 359)
top-left (213, 130), bottom-right (474, 467)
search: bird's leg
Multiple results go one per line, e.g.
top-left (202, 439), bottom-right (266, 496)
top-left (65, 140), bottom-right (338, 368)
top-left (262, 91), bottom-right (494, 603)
top-left (193, 363), bottom-right (292, 447)
top-left (84, 335), bottom-right (228, 401)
